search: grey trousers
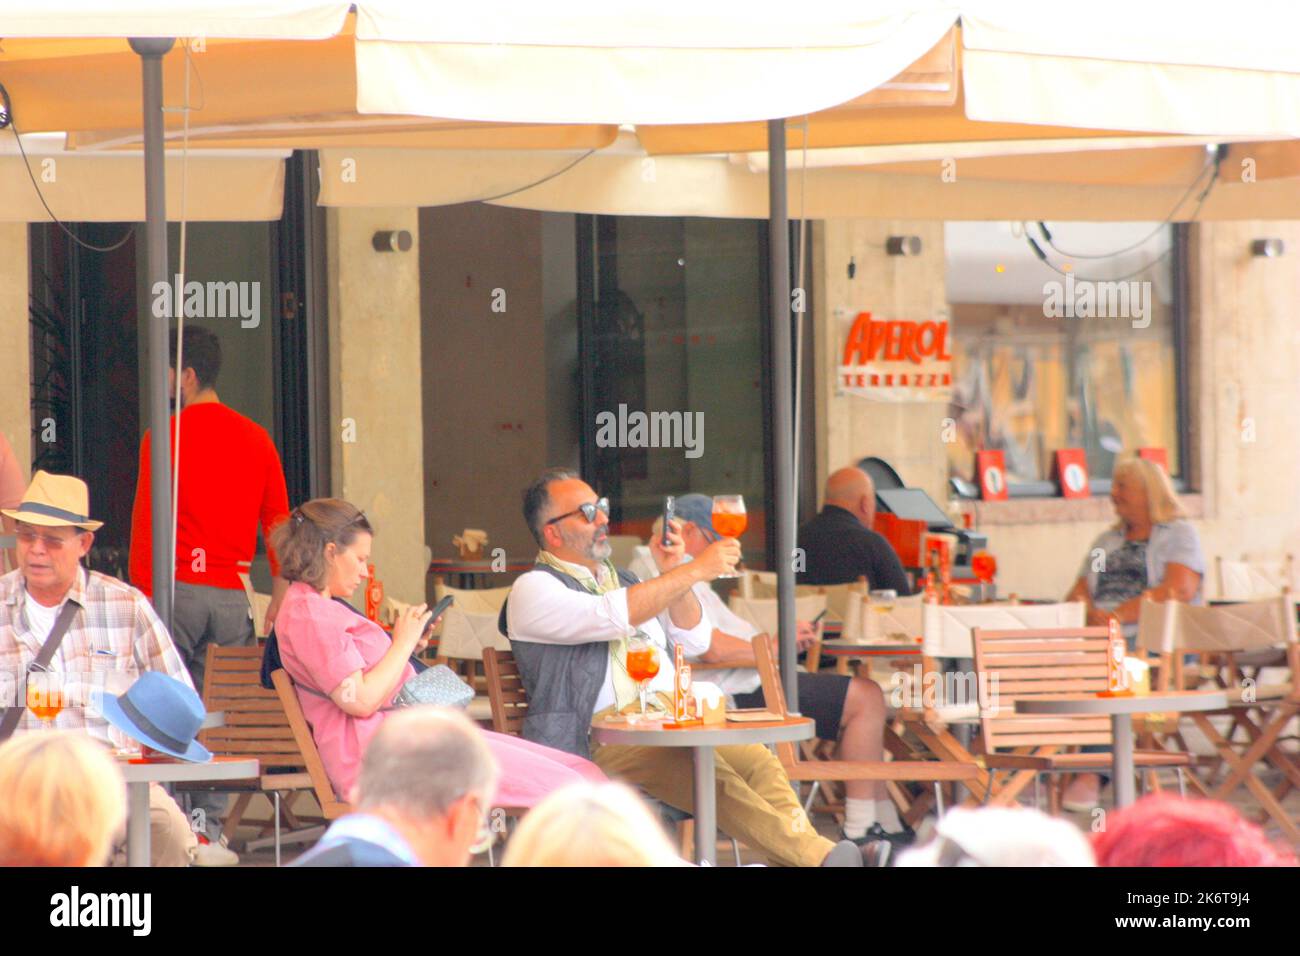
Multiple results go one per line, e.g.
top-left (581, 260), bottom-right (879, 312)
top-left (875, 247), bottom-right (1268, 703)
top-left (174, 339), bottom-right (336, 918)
top-left (172, 581), bottom-right (256, 840)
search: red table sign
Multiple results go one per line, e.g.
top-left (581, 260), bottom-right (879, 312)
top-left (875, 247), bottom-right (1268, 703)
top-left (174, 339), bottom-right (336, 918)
top-left (1138, 447), bottom-right (1169, 473)
top-left (976, 450), bottom-right (1008, 501)
top-left (1053, 448), bottom-right (1090, 499)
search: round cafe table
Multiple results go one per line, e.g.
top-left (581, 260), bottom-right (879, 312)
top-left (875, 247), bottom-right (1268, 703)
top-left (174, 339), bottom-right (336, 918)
top-left (1014, 690), bottom-right (1228, 807)
top-left (117, 756), bottom-right (259, 867)
top-left (590, 716), bottom-right (814, 865)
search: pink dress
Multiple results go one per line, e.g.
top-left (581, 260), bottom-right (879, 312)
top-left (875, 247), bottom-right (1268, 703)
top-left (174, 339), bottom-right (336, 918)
top-left (275, 582), bottom-right (603, 804)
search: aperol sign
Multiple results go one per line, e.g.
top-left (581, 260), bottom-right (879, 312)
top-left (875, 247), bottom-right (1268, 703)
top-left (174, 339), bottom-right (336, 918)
top-left (838, 310), bottom-right (953, 402)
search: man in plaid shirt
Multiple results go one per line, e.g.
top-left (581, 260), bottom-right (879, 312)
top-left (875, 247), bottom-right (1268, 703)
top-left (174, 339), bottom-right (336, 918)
top-left (0, 471), bottom-right (197, 866)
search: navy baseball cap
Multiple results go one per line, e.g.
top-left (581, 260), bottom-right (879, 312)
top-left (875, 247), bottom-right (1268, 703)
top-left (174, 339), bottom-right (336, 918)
top-left (673, 494), bottom-right (719, 541)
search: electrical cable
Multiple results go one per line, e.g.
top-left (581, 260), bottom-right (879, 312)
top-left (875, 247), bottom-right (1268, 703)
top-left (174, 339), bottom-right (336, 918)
top-left (0, 80), bottom-right (135, 253)
top-left (1025, 147), bottom-right (1223, 282)
top-left (475, 149), bottom-right (597, 203)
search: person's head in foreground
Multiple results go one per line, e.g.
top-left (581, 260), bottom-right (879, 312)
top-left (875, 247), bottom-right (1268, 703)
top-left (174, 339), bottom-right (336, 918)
top-left (1091, 794), bottom-right (1295, 867)
top-left (0, 731), bottom-right (126, 867)
top-left (502, 782), bottom-right (687, 867)
top-left (896, 806), bottom-right (1095, 867)
top-left (350, 707), bottom-right (499, 867)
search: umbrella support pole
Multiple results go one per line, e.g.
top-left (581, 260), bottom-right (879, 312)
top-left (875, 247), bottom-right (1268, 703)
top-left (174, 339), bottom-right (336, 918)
top-left (130, 37), bottom-right (176, 630)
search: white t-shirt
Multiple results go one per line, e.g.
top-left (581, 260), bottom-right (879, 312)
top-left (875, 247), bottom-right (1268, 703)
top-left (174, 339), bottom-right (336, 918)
top-left (24, 590), bottom-right (65, 644)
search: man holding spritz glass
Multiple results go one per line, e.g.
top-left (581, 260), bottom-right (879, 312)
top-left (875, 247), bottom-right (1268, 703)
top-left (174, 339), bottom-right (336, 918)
top-left (507, 469), bottom-right (873, 867)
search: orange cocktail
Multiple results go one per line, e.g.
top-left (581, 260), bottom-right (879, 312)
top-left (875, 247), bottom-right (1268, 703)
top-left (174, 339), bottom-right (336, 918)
top-left (711, 495), bottom-right (747, 579)
top-left (971, 551), bottom-right (997, 584)
top-left (26, 677), bottom-right (65, 724)
top-left (626, 644), bottom-right (661, 684)
top-left (712, 512), bottom-right (748, 539)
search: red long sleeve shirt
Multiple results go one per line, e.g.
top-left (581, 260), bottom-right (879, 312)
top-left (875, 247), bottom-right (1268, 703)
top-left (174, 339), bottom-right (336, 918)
top-left (129, 402), bottom-right (290, 595)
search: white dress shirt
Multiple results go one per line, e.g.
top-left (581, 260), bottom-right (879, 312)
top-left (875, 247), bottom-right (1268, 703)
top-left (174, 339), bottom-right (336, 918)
top-left (506, 554), bottom-right (713, 716)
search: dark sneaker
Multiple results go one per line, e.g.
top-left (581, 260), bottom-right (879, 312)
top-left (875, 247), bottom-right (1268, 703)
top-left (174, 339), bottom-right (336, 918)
top-left (845, 823), bottom-right (915, 851)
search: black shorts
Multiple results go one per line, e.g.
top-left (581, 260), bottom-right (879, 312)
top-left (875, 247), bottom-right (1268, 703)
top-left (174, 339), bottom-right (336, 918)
top-left (733, 672), bottom-right (851, 741)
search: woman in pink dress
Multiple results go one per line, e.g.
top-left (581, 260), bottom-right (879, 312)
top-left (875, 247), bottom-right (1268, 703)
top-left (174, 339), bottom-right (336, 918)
top-left (270, 498), bottom-right (605, 807)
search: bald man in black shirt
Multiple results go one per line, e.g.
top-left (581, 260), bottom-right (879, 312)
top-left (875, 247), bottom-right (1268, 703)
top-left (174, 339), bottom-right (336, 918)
top-left (798, 467), bottom-right (912, 594)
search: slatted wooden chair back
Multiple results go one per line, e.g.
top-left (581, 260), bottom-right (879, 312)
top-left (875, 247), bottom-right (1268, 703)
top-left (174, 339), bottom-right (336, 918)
top-left (199, 645), bottom-right (305, 773)
top-left (483, 647), bottom-right (528, 736)
top-left (752, 633), bottom-right (804, 768)
top-left (269, 668), bottom-right (351, 820)
top-left (972, 626), bottom-right (1114, 754)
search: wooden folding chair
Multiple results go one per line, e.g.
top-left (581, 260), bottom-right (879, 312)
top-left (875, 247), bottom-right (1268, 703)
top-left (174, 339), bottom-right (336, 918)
top-left (482, 647), bottom-right (741, 863)
top-left (895, 601), bottom-right (1087, 815)
top-left (1139, 596), bottom-right (1300, 839)
top-left (753, 634), bottom-right (978, 819)
top-left (972, 625), bottom-right (1191, 810)
top-left (172, 645), bottom-right (327, 865)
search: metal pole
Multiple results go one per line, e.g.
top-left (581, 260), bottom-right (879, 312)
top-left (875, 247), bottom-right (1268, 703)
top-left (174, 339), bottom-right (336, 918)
top-left (767, 119), bottom-right (798, 710)
top-left (130, 38), bottom-right (175, 630)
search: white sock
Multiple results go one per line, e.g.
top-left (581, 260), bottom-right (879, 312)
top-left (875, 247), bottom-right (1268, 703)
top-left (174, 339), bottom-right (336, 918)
top-left (875, 798), bottom-right (904, 833)
top-left (843, 798), bottom-right (877, 839)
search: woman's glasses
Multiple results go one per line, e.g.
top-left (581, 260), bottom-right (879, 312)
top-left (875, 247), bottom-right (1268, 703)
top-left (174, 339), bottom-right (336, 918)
top-left (545, 497), bottom-right (610, 527)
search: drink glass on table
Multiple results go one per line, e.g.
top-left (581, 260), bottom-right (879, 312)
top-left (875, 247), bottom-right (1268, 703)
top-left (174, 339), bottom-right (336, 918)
top-left (625, 635), bottom-right (661, 720)
top-left (26, 672), bottom-right (65, 726)
top-left (866, 589), bottom-right (897, 642)
top-left (711, 495), bottom-right (747, 578)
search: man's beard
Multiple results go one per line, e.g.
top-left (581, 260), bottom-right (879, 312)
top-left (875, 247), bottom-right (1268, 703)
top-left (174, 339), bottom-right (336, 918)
top-left (561, 524), bottom-right (611, 561)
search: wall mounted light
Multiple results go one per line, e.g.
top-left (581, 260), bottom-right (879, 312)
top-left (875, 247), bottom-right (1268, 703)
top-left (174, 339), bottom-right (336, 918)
top-left (1251, 238), bottom-right (1285, 258)
top-left (886, 235), bottom-right (923, 257)
top-left (372, 229), bottom-right (413, 253)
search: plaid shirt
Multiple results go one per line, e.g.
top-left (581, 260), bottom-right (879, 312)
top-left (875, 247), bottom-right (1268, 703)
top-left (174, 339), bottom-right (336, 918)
top-left (0, 567), bottom-right (193, 743)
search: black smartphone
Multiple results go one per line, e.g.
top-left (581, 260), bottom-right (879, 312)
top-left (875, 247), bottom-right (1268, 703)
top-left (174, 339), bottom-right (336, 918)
top-left (661, 495), bottom-right (675, 547)
top-left (422, 594), bottom-right (455, 638)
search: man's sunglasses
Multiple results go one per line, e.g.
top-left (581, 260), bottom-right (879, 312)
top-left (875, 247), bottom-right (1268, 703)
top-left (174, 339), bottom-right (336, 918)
top-left (15, 529), bottom-right (83, 551)
top-left (545, 497), bottom-right (610, 527)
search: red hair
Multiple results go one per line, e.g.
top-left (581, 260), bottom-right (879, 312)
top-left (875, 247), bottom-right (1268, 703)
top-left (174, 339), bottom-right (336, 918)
top-left (1092, 794), bottom-right (1295, 867)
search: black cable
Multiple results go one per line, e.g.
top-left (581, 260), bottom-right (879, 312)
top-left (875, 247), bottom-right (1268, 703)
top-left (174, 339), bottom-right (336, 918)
top-left (0, 80), bottom-right (136, 253)
top-left (474, 149), bottom-right (597, 203)
top-left (1026, 148), bottom-right (1222, 283)
top-left (1035, 145), bottom-right (1224, 262)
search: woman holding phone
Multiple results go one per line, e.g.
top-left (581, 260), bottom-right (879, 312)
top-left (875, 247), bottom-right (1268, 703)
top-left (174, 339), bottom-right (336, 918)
top-left (271, 498), bottom-right (605, 808)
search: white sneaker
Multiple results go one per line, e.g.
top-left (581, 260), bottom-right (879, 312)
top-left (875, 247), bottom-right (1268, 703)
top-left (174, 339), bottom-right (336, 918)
top-left (193, 836), bottom-right (240, 867)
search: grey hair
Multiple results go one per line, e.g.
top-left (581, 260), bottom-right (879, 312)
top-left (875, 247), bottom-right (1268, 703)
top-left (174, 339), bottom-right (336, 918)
top-left (521, 467), bottom-right (581, 548)
top-left (356, 708), bottom-right (498, 818)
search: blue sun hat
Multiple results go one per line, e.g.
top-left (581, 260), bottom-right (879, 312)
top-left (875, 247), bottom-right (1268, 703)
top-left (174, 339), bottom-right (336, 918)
top-left (94, 672), bottom-right (212, 762)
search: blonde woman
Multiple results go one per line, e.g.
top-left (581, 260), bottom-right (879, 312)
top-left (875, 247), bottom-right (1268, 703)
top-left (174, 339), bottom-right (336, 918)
top-left (0, 731), bottom-right (127, 867)
top-left (1062, 457), bottom-right (1204, 809)
top-left (502, 782), bottom-right (688, 867)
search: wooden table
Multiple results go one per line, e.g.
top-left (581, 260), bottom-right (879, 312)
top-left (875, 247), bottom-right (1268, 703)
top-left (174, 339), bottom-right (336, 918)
top-left (1014, 690), bottom-right (1229, 807)
top-left (590, 715), bottom-right (814, 865)
top-left (428, 559), bottom-right (534, 590)
top-left (117, 756), bottom-right (259, 866)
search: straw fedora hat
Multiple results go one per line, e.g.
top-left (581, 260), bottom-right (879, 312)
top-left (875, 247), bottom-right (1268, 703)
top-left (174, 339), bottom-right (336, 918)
top-left (0, 470), bottom-right (103, 531)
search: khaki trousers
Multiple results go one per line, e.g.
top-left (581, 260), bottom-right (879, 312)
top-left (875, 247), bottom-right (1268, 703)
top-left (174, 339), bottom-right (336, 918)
top-left (109, 782), bottom-right (198, 867)
top-left (593, 742), bottom-right (834, 867)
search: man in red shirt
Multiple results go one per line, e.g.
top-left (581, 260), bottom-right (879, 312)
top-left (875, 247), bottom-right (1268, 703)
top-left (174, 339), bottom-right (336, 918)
top-left (129, 326), bottom-right (291, 864)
